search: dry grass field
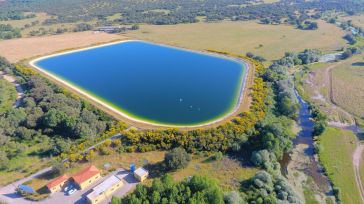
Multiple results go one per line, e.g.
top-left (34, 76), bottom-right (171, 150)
top-left (300, 62), bottom-right (353, 123)
top-left (126, 20), bottom-right (346, 61)
top-left (331, 53), bottom-right (364, 119)
top-left (0, 31), bottom-right (127, 62)
top-left (0, 12), bottom-right (49, 28)
top-left (340, 14), bottom-right (364, 29)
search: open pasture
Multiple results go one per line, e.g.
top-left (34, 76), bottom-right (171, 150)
top-left (0, 31), bottom-right (125, 63)
top-left (340, 14), bottom-right (364, 29)
top-left (126, 20), bottom-right (346, 61)
top-left (331, 53), bottom-right (364, 119)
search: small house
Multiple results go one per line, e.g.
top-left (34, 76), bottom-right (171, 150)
top-left (133, 167), bottom-right (148, 182)
top-left (71, 165), bottom-right (101, 190)
top-left (86, 175), bottom-right (124, 204)
top-left (46, 174), bottom-right (69, 193)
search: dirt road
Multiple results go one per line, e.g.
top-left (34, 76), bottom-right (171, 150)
top-left (306, 59), bottom-right (364, 203)
top-left (354, 144), bottom-right (364, 203)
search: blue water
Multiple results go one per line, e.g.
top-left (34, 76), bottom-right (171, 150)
top-left (35, 41), bottom-right (246, 125)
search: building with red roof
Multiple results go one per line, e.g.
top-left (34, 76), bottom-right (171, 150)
top-left (46, 174), bottom-right (69, 193)
top-left (71, 165), bottom-right (101, 189)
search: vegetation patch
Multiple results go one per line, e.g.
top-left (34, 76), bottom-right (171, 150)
top-left (331, 53), bottom-right (364, 119)
top-left (0, 78), bottom-right (17, 113)
top-left (126, 20), bottom-right (346, 62)
top-left (317, 127), bottom-right (361, 203)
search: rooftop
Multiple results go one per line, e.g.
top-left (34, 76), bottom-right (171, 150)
top-left (18, 185), bottom-right (35, 194)
top-left (86, 175), bottom-right (123, 200)
top-left (46, 174), bottom-right (69, 189)
top-left (72, 165), bottom-right (100, 184)
top-left (134, 167), bottom-right (148, 177)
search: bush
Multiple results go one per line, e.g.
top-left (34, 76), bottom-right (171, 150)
top-left (211, 151), bottom-right (223, 161)
top-left (333, 187), bottom-right (342, 202)
top-left (164, 147), bottom-right (191, 171)
top-left (224, 191), bottom-right (244, 204)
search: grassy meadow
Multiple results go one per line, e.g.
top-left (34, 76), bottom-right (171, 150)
top-left (331, 53), bottom-right (364, 119)
top-left (0, 142), bottom-right (52, 186)
top-left (126, 20), bottom-right (346, 62)
top-left (299, 62), bottom-right (354, 123)
top-left (318, 127), bottom-right (361, 204)
top-left (24, 150), bottom-right (257, 193)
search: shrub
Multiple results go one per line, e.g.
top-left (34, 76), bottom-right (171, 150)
top-left (164, 147), bottom-right (191, 171)
top-left (211, 151), bottom-right (223, 161)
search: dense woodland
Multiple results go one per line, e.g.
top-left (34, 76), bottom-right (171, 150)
top-left (0, 57), bottom-right (114, 170)
top-left (0, 0), bottom-right (363, 27)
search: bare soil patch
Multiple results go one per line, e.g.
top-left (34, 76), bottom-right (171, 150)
top-left (0, 31), bottom-right (126, 62)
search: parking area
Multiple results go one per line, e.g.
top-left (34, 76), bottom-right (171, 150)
top-left (0, 169), bottom-right (139, 204)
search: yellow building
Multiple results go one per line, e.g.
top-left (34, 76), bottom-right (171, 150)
top-left (134, 167), bottom-right (149, 182)
top-left (86, 175), bottom-right (124, 204)
top-left (46, 174), bottom-right (69, 193)
top-left (72, 165), bottom-right (101, 190)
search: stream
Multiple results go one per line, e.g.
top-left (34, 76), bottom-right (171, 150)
top-left (280, 91), bottom-right (333, 198)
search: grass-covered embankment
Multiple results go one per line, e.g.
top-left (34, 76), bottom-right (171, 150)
top-left (317, 127), bottom-right (361, 203)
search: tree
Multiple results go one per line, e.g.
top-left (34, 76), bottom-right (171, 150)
top-left (52, 162), bottom-right (66, 176)
top-left (122, 174), bottom-right (224, 203)
top-left (164, 147), bottom-right (191, 171)
top-left (224, 191), bottom-right (244, 204)
top-left (251, 149), bottom-right (280, 172)
top-left (131, 24), bottom-right (140, 30)
top-left (110, 196), bottom-right (121, 204)
top-left (85, 149), bottom-right (96, 161)
top-left (0, 151), bottom-right (9, 170)
top-left (307, 21), bottom-right (318, 30)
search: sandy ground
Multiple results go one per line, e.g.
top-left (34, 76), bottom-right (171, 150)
top-left (0, 32), bottom-right (127, 63)
top-left (287, 144), bottom-right (334, 204)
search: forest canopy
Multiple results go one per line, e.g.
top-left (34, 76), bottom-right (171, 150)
top-left (0, 0), bottom-right (363, 25)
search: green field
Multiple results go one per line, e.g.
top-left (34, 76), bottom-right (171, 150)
top-left (0, 78), bottom-right (17, 113)
top-left (318, 127), bottom-right (361, 204)
top-left (126, 20), bottom-right (346, 62)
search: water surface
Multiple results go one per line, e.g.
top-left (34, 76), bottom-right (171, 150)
top-left (34, 41), bottom-right (246, 126)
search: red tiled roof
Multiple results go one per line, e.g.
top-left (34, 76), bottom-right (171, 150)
top-left (47, 174), bottom-right (69, 189)
top-left (72, 165), bottom-right (100, 185)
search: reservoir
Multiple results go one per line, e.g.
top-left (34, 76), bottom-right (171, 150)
top-left (32, 41), bottom-right (247, 126)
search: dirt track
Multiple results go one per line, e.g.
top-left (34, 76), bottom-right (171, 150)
top-left (307, 60), bottom-right (364, 203)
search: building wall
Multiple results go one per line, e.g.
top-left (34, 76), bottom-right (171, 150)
top-left (78, 173), bottom-right (101, 190)
top-left (87, 180), bottom-right (124, 204)
top-left (48, 180), bottom-right (67, 193)
top-left (134, 173), bottom-right (148, 182)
